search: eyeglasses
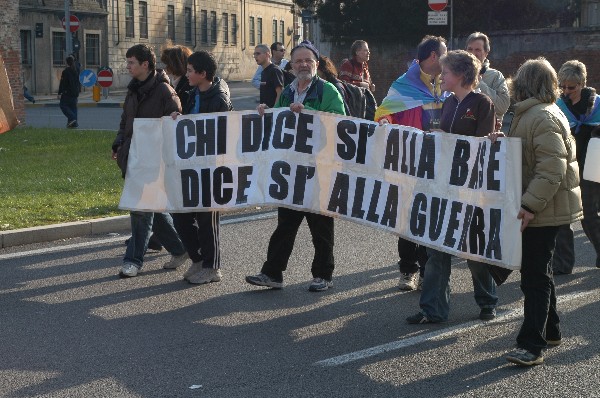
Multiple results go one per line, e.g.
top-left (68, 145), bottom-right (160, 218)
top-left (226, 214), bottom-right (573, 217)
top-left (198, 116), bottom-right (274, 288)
top-left (559, 84), bottom-right (579, 91)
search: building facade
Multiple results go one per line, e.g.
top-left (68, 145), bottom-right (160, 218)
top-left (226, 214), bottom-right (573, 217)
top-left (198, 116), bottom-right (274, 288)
top-left (19, 0), bottom-right (296, 94)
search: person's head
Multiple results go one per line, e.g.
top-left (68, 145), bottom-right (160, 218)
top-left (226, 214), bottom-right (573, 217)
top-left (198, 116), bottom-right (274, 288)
top-left (270, 42), bottom-right (286, 63)
top-left (186, 50), bottom-right (218, 88)
top-left (416, 35), bottom-right (447, 76)
top-left (291, 40), bottom-right (319, 82)
top-left (439, 50), bottom-right (481, 92)
top-left (126, 44), bottom-right (156, 80)
top-left (253, 44), bottom-right (271, 67)
top-left (66, 55), bottom-right (75, 68)
top-left (351, 40), bottom-right (370, 63)
top-left (317, 55), bottom-right (338, 84)
top-left (557, 60), bottom-right (586, 103)
top-left (161, 45), bottom-right (193, 78)
top-left (509, 57), bottom-right (559, 103)
top-left (465, 32), bottom-right (491, 63)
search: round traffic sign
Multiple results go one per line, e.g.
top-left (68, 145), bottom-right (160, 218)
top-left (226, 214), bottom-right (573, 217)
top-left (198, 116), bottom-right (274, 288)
top-left (97, 69), bottom-right (113, 88)
top-left (79, 69), bottom-right (97, 88)
top-left (61, 15), bottom-right (80, 33)
top-left (428, 0), bottom-right (448, 11)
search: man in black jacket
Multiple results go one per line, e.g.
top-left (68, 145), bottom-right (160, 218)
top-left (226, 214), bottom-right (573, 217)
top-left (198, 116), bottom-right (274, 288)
top-left (170, 50), bottom-right (234, 284)
top-left (111, 44), bottom-right (188, 278)
top-left (58, 56), bottom-right (80, 128)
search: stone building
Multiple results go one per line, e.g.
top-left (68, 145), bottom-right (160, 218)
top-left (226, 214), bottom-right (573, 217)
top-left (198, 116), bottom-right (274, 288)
top-left (19, 0), bottom-right (296, 94)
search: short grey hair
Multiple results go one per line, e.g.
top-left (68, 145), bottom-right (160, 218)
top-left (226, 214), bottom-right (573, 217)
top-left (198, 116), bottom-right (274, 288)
top-left (508, 57), bottom-right (559, 103)
top-left (466, 32), bottom-right (490, 53)
top-left (558, 60), bottom-right (587, 87)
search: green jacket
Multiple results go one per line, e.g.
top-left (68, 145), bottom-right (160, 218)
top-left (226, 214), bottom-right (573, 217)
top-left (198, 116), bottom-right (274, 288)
top-left (508, 98), bottom-right (582, 227)
top-left (274, 76), bottom-right (346, 116)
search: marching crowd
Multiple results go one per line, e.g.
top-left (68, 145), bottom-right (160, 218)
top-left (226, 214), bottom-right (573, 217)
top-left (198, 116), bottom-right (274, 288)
top-left (110, 32), bottom-right (600, 367)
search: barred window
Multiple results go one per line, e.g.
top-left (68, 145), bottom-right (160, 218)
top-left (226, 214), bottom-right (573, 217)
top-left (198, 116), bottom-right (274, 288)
top-left (185, 7), bottom-right (192, 43)
top-left (223, 13), bottom-right (229, 44)
top-left (139, 2), bottom-right (148, 39)
top-left (272, 20), bottom-right (277, 44)
top-left (125, 0), bottom-right (134, 38)
top-left (201, 10), bottom-right (208, 44)
top-left (167, 5), bottom-right (175, 41)
top-left (210, 11), bottom-right (217, 44)
top-left (231, 14), bottom-right (237, 45)
top-left (249, 16), bottom-right (255, 46)
top-left (85, 33), bottom-right (100, 66)
top-left (257, 17), bottom-right (262, 45)
top-left (52, 31), bottom-right (66, 65)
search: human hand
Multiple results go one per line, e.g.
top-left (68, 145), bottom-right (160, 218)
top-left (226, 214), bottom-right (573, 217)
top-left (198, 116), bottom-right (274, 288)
top-left (170, 111), bottom-right (180, 120)
top-left (487, 131), bottom-right (505, 143)
top-left (111, 150), bottom-right (118, 160)
top-left (290, 102), bottom-right (304, 113)
top-left (257, 103), bottom-right (268, 116)
top-left (517, 207), bottom-right (534, 232)
top-left (378, 117), bottom-right (390, 126)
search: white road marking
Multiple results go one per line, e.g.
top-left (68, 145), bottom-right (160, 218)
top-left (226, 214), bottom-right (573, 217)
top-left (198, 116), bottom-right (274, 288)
top-left (314, 290), bottom-right (594, 367)
top-left (0, 211), bottom-right (276, 260)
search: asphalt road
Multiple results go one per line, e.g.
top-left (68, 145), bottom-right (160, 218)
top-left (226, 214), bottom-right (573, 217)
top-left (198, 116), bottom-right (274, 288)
top-left (1, 215), bottom-right (599, 398)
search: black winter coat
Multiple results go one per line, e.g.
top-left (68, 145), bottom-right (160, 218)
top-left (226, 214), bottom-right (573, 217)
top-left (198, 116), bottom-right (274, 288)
top-left (183, 77), bottom-right (234, 115)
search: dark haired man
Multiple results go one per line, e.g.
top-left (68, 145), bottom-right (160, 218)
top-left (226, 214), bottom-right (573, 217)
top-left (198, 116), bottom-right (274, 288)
top-left (170, 50), bottom-right (234, 284)
top-left (376, 35), bottom-right (448, 292)
top-left (254, 44), bottom-right (284, 108)
top-left (112, 44), bottom-right (188, 278)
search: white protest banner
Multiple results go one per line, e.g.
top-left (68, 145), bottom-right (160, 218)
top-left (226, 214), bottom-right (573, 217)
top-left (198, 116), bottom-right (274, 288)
top-left (120, 109), bottom-right (523, 269)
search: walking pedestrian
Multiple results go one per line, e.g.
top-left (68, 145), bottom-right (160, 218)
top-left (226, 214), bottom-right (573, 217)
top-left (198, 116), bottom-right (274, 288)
top-left (58, 55), bottom-right (80, 128)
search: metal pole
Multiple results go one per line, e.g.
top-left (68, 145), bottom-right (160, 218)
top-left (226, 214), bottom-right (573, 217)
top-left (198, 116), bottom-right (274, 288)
top-left (65, 0), bottom-right (73, 57)
top-left (449, 0), bottom-right (453, 50)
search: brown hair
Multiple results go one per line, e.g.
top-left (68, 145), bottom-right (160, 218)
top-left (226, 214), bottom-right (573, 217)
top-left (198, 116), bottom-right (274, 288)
top-left (439, 50), bottom-right (481, 89)
top-left (509, 57), bottom-right (559, 103)
top-left (318, 55), bottom-right (339, 83)
top-left (160, 45), bottom-right (193, 77)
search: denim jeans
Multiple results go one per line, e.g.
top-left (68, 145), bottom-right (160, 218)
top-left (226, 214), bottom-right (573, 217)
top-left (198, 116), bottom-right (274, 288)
top-left (516, 226), bottom-right (561, 356)
top-left (419, 248), bottom-right (498, 322)
top-left (124, 211), bottom-right (186, 268)
top-left (59, 95), bottom-right (78, 123)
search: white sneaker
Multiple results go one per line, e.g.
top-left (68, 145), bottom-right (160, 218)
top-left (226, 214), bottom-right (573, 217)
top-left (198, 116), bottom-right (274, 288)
top-left (119, 262), bottom-right (139, 277)
top-left (163, 253), bottom-right (189, 269)
top-left (188, 268), bottom-right (222, 285)
top-left (398, 272), bottom-right (418, 291)
top-left (183, 261), bottom-right (204, 280)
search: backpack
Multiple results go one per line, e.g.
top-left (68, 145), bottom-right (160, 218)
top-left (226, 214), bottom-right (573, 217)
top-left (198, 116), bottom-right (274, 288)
top-left (338, 81), bottom-right (377, 120)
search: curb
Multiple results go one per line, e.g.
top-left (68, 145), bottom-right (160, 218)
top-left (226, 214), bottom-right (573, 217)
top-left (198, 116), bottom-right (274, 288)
top-left (0, 216), bottom-right (130, 249)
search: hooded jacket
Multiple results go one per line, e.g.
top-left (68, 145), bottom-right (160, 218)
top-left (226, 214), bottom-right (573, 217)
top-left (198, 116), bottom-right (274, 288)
top-left (112, 69), bottom-right (181, 177)
top-left (183, 77), bottom-right (234, 114)
top-left (508, 98), bottom-right (582, 227)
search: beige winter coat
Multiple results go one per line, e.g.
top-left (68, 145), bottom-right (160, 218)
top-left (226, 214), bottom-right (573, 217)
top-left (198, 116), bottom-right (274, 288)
top-left (508, 98), bottom-right (583, 227)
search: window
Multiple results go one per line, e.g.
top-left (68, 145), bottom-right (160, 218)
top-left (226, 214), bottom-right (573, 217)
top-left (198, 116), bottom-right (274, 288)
top-left (139, 2), bottom-right (148, 39)
top-left (280, 20), bottom-right (284, 43)
top-left (272, 20), bottom-right (277, 44)
top-left (257, 17), bottom-right (262, 45)
top-left (231, 14), bottom-right (237, 45)
top-left (125, 0), bottom-right (134, 38)
top-left (223, 13), bottom-right (229, 44)
top-left (167, 5), bottom-right (175, 41)
top-left (210, 11), bottom-right (217, 44)
top-left (185, 7), bottom-right (192, 43)
top-left (85, 33), bottom-right (100, 66)
top-left (52, 31), bottom-right (66, 65)
top-left (20, 30), bottom-right (32, 65)
top-left (249, 17), bottom-right (255, 46)
top-left (200, 10), bottom-right (208, 44)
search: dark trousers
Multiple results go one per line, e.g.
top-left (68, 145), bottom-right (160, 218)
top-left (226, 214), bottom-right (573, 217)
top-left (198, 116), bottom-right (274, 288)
top-left (581, 179), bottom-right (600, 264)
top-left (261, 207), bottom-right (334, 281)
top-left (517, 226), bottom-right (561, 356)
top-left (59, 95), bottom-right (78, 123)
top-left (398, 237), bottom-right (428, 276)
top-left (551, 224), bottom-right (575, 274)
top-left (172, 211), bottom-right (221, 269)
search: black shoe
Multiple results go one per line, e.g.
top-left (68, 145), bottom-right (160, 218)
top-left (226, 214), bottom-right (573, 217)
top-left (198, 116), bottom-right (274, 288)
top-left (406, 312), bottom-right (432, 324)
top-left (596, 257), bottom-right (600, 268)
top-left (147, 234), bottom-right (163, 251)
top-left (67, 120), bottom-right (78, 128)
top-left (479, 308), bottom-right (496, 321)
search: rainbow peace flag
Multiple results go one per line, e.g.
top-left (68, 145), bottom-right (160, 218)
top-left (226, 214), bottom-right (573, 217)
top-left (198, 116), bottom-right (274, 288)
top-left (375, 60), bottom-right (449, 121)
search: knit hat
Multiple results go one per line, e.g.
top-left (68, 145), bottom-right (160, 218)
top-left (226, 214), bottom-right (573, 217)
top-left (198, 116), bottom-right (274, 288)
top-left (291, 40), bottom-right (319, 60)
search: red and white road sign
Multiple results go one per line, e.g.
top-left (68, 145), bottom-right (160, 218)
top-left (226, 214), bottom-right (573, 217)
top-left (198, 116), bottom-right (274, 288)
top-left (97, 69), bottom-right (113, 88)
top-left (62, 15), bottom-right (80, 33)
top-left (428, 0), bottom-right (448, 11)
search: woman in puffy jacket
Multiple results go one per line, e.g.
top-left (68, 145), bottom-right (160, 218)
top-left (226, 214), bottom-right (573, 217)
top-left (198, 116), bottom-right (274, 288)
top-left (491, 58), bottom-right (582, 366)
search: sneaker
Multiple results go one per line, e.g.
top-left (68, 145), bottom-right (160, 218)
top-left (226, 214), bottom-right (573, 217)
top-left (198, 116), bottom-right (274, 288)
top-left (188, 268), bottom-right (222, 284)
top-left (183, 261), bottom-right (204, 280)
top-left (417, 275), bottom-right (424, 291)
top-left (163, 253), bottom-right (189, 269)
top-left (505, 348), bottom-right (543, 366)
top-left (67, 120), bottom-right (78, 128)
top-left (245, 273), bottom-right (283, 289)
top-left (119, 262), bottom-right (139, 278)
top-left (406, 312), bottom-right (432, 324)
top-left (308, 277), bottom-right (333, 292)
top-left (479, 308), bottom-right (496, 321)
top-left (398, 272), bottom-right (418, 291)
